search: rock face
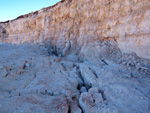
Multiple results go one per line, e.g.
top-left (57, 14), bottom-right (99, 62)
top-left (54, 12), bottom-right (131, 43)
top-left (0, 0), bottom-right (150, 113)
top-left (0, 0), bottom-right (150, 59)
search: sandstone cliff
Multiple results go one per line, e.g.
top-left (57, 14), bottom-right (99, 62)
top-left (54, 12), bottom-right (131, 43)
top-left (0, 1), bottom-right (150, 112)
top-left (0, 0), bottom-right (150, 59)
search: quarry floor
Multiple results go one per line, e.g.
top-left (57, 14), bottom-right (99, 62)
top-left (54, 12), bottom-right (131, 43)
top-left (0, 43), bottom-right (150, 113)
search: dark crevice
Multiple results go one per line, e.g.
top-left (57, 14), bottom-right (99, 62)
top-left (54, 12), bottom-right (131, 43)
top-left (86, 83), bottom-right (92, 91)
top-left (2, 31), bottom-right (6, 33)
top-left (18, 93), bottom-right (21, 96)
top-left (99, 89), bottom-right (107, 101)
top-left (66, 98), bottom-right (71, 113)
top-left (52, 46), bottom-right (58, 56)
top-left (68, 105), bottom-right (71, 113)
top-left (75, 64), bottom-right (93, 92)
top-left (78, 105), bottom-right (84, 113)
top-left (77, 84), bottom-right (81, 90)
top-left (75, 65), bottom-right (84, 81)
top-left (61, 63), bottom-right (67, 71)
top-left (22, 61), bottom-right (27, 69)
top-left (89, 67), bottom-right (98, 78)
top-left (44, 44), bottom-right (63, 57)
top-left (60, 70), bottom-right (63, 75)
top-left (93, 99), bottom-right (96, 103)
top-left (75, 65), bottom-right (85, 91)
top-left (102, 59), bottom-right (108, 65)
top-left (4, 72), bottom-right (8, 77)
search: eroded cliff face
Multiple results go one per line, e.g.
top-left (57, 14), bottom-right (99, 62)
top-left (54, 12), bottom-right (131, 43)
top-left (0, 0), bottom-right (150, 59)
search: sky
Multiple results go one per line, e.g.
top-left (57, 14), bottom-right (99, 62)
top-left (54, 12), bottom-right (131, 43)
top-left (0, 0), bottom-right (61, 22)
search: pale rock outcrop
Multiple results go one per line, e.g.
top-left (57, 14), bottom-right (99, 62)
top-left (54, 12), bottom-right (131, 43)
top-left (0, 0), bottom-right (150, 112)
top-left (0, 0), bottom-right (150, 59)
top-left (0, 43), bottom-right (150, 112)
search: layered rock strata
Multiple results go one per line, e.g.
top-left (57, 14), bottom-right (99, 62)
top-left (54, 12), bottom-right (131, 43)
top-left (0, 0), bottom-right (150, 59)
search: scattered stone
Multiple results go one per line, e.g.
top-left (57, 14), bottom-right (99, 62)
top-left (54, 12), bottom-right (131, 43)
top-left (0, 68), bottom-right (8, 77)
top-left (80, 86), bottom-right (87, 93)
top-left (25, 62), bottom-right (30, 67)
top-left (88, 87), bottom-right (99, 93)
top-left (79, 92), bottom-right (103, 113)
top-left (71, 101), bottom-right (82, 113)
top-left (69, 77), bottom-right (78, 88)
top-left (122, 62), bottom-right (126, 65)
top-left (77, 78), bottom-right (83, 89)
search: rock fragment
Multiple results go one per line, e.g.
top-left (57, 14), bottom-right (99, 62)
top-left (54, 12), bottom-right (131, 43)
top-left (80, 86), bottom-right (87, 93)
